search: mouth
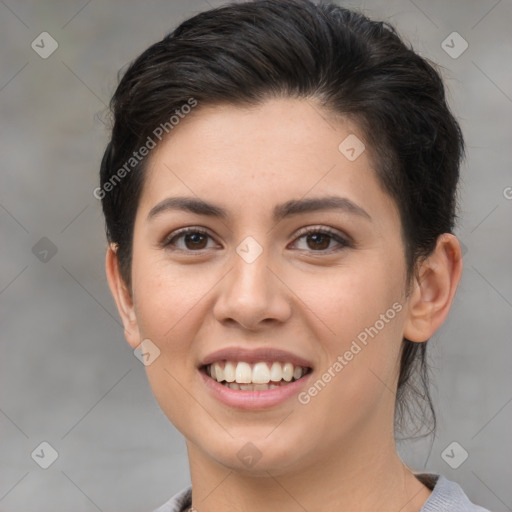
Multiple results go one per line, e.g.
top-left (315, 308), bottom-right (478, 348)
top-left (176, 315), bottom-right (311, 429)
top-left (198, 347), bottom-right (314, 408)
top-left (201, 360), bottom-right (312, 391)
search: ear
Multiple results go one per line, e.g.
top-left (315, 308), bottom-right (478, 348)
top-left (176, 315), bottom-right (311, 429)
top-left (403, 233), bottom-right (463, 343)
top-left (105, 243), bottom-right (141, 349)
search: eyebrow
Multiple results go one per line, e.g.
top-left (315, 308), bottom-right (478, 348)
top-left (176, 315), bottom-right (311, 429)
top-left (147, 195), bottom-right (372, 222)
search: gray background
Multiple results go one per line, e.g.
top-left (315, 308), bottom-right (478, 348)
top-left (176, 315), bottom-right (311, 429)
top-left (1, 0), bottom-right (511, 511)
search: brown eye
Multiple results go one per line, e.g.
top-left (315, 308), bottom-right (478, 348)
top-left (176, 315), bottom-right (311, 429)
top-left (291, 227), bottom-right (349, 252)
top-left (305, 232), bottom-right (331, 250)
top-left (183, 232), bottom-right (208, 250)
top-left (164, 228), bottom-right (217, 251)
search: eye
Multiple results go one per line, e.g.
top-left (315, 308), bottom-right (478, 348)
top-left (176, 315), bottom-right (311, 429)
top-left (163, 227), bottom-right (219, 251)
top-left (290, 226), bottom-right (350, 252)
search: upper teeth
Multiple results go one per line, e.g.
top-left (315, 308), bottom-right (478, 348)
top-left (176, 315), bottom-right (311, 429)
top-left (206, 361), bottom-right (308, 384)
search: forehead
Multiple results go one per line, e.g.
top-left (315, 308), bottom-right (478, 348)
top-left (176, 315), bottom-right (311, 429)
top-left (136, 97), bottom-right (399, 228)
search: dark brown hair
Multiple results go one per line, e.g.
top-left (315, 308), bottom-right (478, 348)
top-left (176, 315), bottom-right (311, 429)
top-left (99, 0), bottom-right (464, 436)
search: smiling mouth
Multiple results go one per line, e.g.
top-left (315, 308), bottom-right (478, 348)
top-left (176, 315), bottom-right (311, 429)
top-left (201, 360), bottom-right (312, 391)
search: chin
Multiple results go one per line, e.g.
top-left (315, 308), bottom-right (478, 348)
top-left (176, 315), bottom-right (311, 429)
top-left (198, 429), bottom-right (314, 477)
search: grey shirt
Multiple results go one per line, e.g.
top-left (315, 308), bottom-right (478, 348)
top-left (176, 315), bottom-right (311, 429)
top-left (152, 473), bottom-right (491, 511)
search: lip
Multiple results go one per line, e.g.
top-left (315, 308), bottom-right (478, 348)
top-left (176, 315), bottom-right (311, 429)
top-left (199, 347), bottom-right (314, 368)
top-left (199, 368), bottom-right (313, 410)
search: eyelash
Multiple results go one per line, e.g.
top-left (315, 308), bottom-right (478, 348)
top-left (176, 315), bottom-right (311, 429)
top-left (162, 226), bottom-right (351, 254)
top-left (291, 226), bottom-right (350, 252)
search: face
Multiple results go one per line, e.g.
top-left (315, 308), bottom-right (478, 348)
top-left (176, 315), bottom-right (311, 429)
top-left (116, 98), bottom-right (414, 475)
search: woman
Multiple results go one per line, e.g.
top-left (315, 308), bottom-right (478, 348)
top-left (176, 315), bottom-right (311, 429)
top-left (99, 1), bottom-right (490, 510)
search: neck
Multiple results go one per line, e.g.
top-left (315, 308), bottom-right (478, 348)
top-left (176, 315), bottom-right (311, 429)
top-left (185, 422), bottom-right (431, 512)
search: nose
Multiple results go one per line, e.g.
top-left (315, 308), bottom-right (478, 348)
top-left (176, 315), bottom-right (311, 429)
top-left (212, 247), bottom-right (292, 331)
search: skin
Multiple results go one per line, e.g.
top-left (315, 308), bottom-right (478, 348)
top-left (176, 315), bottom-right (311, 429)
top-left (106, 97), bottom-right (463, 512)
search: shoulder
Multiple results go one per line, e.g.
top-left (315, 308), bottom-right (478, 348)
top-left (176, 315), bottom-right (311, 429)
top-left (152, 486), bottom-right (192, 512)
top-left (151, 476), bottom-right (492, 512)
top-left (418, 473), bottom-right (492, 512)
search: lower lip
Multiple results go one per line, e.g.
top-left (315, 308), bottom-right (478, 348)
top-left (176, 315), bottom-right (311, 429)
top-left (199, 369), bottom-right (313, 410)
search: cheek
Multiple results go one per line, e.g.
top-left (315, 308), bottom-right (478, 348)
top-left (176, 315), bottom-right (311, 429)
top-left (288, 257), bottom-right (405, 346)
top-left (291, 258), bottom-right (405, 407)
top-left (131, 247), bottom-right (213, 342)
top-left (130, 257), bottom-right (214, 432)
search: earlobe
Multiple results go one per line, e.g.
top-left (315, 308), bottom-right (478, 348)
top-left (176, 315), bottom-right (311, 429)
top-left (105, 244), bottom-right (141, 349)
top-left (403, 234), bottom-right (463, 343)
